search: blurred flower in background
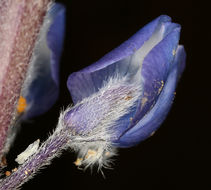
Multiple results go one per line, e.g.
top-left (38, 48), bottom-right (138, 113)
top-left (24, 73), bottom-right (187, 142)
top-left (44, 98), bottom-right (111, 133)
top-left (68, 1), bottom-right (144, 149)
top-left (20, 3), bottom-right (65, 119)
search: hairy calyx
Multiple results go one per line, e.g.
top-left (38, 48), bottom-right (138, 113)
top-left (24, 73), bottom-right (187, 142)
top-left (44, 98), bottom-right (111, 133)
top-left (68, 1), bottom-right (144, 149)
top-left (61, 77), bottom-right (142, 169)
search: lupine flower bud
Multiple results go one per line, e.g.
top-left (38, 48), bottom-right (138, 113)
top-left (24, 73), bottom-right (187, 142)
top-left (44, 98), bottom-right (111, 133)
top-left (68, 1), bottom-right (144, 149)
top-left (62, 15), bottom-right (186, 169)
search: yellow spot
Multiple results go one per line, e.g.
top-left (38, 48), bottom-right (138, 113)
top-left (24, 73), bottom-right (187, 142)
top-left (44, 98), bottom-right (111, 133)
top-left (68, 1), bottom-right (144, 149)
top-left (74, 158), bottom-right (83, 166)
top-left (12, 168), bottom-right (17, 172)
top-left (172, 49), bottom-right (176, 56)
top-left (85, 149), bottom-right (97, 159)
top-left (130, 117), bottom-right (133, 121)
top-left (5, 171), bottom-right (11, 176)
top-left (24, 170), bottom-right (28, 175)
top-left (17, 96), bottom-right (27, 113)
top-left (158, 81), bottom-right (164, 94)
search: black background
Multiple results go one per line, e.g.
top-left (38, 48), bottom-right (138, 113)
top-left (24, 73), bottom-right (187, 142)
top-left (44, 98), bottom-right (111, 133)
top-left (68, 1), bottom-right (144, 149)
top-left (6, 0), bottom-right (211, 189)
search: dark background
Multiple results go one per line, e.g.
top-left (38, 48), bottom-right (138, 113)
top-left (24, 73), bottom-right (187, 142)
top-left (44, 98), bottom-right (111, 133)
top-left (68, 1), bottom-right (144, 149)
top-left (6, 0), bottom-right (211, 189)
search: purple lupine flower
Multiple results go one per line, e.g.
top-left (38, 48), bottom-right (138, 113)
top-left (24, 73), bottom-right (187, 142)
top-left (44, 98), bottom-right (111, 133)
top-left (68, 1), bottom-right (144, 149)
top-left (20, 3), bottom-right (65, 119)
top-left (61, 15), bottom-right (186, 168)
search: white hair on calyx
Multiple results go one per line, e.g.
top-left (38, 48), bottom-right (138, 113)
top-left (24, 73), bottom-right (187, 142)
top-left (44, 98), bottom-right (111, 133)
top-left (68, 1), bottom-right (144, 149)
top-left (57, 75), bottom-right (142, 170)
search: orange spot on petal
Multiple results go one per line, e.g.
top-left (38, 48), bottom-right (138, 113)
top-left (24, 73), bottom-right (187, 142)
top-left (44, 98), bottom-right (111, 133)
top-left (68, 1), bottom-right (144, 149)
top-left (17, 96), bottom-right (27, 113)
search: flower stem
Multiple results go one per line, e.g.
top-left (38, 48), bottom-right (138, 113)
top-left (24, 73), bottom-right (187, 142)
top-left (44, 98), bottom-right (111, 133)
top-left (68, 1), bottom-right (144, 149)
top-left (0, 129), bottom-right (70, 189)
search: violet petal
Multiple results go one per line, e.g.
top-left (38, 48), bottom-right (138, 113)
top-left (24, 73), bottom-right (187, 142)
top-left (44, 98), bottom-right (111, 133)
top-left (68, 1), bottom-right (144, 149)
top-left (22, 3), bottom-right (65, 119)
top-left (67, 15), bottom-right (171, 104)
top-left (130, 24), bottom-right (181, 127)
top-left (115, 45), bottom-right (186, 147)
